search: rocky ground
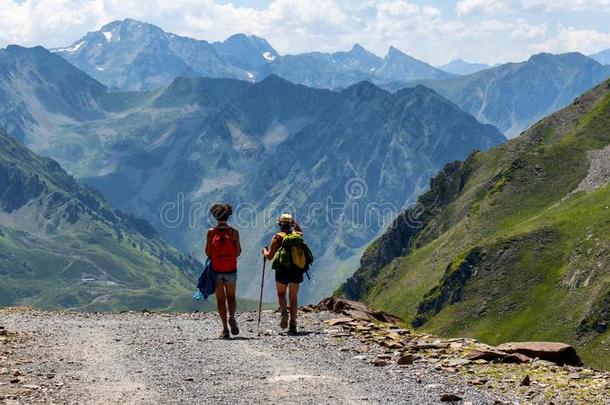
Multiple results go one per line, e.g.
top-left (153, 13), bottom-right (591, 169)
top-left (0, 300), bottom-right (608, 404)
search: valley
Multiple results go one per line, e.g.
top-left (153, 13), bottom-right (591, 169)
top-left (0, 45), bottom-right (504, 302)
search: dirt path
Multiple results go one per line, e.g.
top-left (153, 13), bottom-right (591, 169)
top-left (0, 308), bottom-right (511, 404)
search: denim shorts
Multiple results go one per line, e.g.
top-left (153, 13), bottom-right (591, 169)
top-left (213, 272), bottom-right (237, 284)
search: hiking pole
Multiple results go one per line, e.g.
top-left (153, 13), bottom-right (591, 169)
top-left (257, 251), bottom-right (267, 331)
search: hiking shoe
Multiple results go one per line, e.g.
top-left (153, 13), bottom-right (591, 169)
top-left (288, 320), bottom-right (298, 335)
top-left (221, 329), bottom-right (230, 339)
top-left (280, 311), bottom-right (289, 329)
top-left (229, 317), bottom-right (240, 336)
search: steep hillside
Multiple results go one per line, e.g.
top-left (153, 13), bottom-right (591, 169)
top-left (401, 52), bottom-right (610, 137)
top-left (341, 79), bottom-right (610, 369)
top-left (0, 45), bottom-right (109, 145)
top-left (0, 129), bottom-right (208, 312)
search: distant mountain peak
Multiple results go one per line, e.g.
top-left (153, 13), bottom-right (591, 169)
top-left (528, 51), bottom-right (585, 61)
top-left (100, 18), bottom-right (147, 30)
top-left (5, 44), bottom-right (47, 55)
top-left (350, 43), bottom-right (369, 54)
top-left (387, 46), bottom-right (405, 58)
top-left (438, 59), bottom-right (491, 75)
top-left (211, 32), bottom-right (279, 70)
top-left (258, 73), bottom-right (290, 86)
top-left (344, 80), bottom-right (386, 94)
top-left (225, 33), bottom-right (249, 41)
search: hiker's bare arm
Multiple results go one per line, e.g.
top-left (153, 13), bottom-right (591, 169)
top-left (262, 236), bottom-right (280, 260)
top-left (234, 229), bottom-right (242, 257)
top-left (205, 229), bottom-right (213, 257)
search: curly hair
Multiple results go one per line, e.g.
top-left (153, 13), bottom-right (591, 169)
top-left (210, 203), bottom-right (233, 221)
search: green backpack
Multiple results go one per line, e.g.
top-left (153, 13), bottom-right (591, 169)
top-left (272, 232), bottom-right (314, 274)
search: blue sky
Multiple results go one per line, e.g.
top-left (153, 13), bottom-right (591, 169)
top-left (1, 0), bottom-right (610, 65)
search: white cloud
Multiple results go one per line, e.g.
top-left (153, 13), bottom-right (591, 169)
top-left (0, 0), bottom-right (608, 66)
top-left (530, 24), bottom-right (610, 55)
top-left (421, 6), bottom-right (441, 17)
top-left (457, 0), bottom-right (610, 15)
top-left (377, 1), bottom-right (419, 17)
top-left (520, 0), bottom-right (610, 12)
top-left (456, 0), bottom-right (510, 17)
top-left (510, 19), bottom-right (547, 40)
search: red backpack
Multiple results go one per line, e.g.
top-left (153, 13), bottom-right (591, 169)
top-left (209, 227), bottom-right (238, 273)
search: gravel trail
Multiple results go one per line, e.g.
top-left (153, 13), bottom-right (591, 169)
top-left (0, 308), bottom-right (511, 404)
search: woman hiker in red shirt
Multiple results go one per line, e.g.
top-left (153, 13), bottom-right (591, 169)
top-left (206, 203), bottom-right (242, 339)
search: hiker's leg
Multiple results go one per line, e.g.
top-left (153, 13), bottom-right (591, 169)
top-left (276, 282), bottom-right (288, 313)
top-left (288, 282), bottom-right (299, 322)
top-left (225, 282), bottom-right (237, 318)
top-left (215, 282), bottom-right (229, 331)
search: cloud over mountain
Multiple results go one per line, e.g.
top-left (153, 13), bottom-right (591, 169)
top-left (1, 0), bottom-right (609, 65)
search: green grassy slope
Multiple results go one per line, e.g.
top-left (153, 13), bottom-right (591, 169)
top-left (0, 129), bottom-right (259, 312)
top-left (341, 79), bottom-right (610, 369)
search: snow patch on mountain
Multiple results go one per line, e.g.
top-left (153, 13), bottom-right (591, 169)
top-left (52, 41), bottom-right (84, 54)
top-left (262, 51), bottom-right (275, 61)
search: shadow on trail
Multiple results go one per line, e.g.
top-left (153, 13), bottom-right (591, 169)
top-left (278, 331), bottom-right (325, 337)
top-left (228, 336), bottom-right (259, 341)
top-left (200, 331), bottom-right (325, 341)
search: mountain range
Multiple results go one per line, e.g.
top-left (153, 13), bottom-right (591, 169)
top-left (52, 19), bottom-right (453, 92)
top-left (0, 128), bottom-right (207, 311)
top-left (0, 45), bottom-right (505, 303)
top-left (408, 52), bottom-right (610, 137)
top-left (340, 78), bottom-right (610, 370)
top-left (255, 45), bottom-right (454, 89)
top-left (50, 19), bottom-right (610, 140)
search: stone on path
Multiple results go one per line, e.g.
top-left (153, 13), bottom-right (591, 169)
top-left (496, 342), bottom-right (582, 366)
